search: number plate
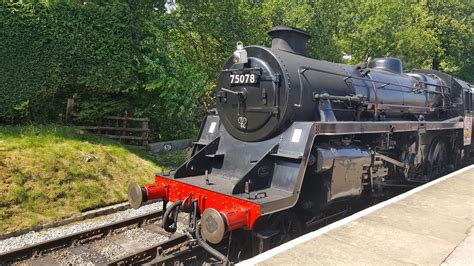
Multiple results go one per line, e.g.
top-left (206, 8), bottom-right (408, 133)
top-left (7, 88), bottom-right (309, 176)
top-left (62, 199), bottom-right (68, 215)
top-left (229, 73), bottom-right (260, 85)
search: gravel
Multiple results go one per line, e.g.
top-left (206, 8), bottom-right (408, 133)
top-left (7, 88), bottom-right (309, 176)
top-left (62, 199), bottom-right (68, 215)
top-left (121, 227), bottom-right (169, 246)
top-left (49, 249), bottom-right (95, 265)
top-left (0, 202), bottom-right (163, 254)
top-left (176, 221), bottom-right (188, 234)
top-left (90, 238), bottom-right (129, 261)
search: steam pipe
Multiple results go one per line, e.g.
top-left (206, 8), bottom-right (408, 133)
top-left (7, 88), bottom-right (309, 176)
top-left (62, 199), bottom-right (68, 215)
top-left (163, 200), bottom-right (181, 233)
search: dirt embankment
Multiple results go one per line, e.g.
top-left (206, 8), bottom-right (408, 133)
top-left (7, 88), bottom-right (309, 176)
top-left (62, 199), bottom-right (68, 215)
top-left (0, 125), bottom-right (162, 233)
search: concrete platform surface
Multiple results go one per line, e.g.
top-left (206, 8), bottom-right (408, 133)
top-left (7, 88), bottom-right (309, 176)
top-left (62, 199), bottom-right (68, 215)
top-left (240, 165), bottom-right (474, 265)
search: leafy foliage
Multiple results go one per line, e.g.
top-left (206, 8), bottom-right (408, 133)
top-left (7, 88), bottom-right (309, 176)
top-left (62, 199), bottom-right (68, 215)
top-left (0, 0), bottom-right (472, 141)
top-left (333, 1), bottom-right (439, 69)
top-left (425, 0), bottom-right (473, 81)
top-left (0, 2), bottom-right (136, 124)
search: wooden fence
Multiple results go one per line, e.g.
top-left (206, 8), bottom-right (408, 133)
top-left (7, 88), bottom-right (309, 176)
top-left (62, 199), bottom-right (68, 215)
top-left (66, 99), bottom-right (150, 147)
top-left (78, 115), bottom-right (149, 147)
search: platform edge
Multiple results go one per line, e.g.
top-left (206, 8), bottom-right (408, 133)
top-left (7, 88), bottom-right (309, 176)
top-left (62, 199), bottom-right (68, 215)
top-left (238, 164), bottom-right (474, 266)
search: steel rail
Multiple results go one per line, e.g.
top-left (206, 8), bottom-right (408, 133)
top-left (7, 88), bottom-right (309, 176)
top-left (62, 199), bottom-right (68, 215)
top-left (0, 210), bottom-right (163, 264)
top-left (145, 246), bottom-right (205, 266)
top-left (106, 234), bottom-right (190, 265)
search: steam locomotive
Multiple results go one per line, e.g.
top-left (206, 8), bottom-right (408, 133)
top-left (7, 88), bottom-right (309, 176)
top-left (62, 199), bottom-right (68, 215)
top-left (128, 26), bottom-right (473, 261)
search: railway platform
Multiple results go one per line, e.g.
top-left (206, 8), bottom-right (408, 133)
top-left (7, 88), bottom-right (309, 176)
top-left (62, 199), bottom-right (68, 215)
top-left (240, 165), bottom-right (474, 265)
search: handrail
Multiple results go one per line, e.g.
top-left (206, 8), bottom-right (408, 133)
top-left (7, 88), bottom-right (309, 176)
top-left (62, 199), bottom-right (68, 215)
top-left (296, 66), bottom-right (450, 97)
top-left (295, 67), bottom-right (307, 107)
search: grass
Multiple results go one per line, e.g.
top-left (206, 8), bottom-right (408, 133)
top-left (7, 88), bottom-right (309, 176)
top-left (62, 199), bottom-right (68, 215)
top-left (0, 125), bottom-right (163, 233)
top-left (154, 149), bottom-right (189, 168)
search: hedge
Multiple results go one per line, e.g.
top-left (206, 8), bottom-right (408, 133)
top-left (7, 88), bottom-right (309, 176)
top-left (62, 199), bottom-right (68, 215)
top-left (0, 2), bottom-right (137, 124)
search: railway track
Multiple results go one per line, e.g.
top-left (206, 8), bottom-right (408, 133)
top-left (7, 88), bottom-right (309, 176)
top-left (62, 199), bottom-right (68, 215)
top-left (0, 210), bottom-right (200, 265)
top-left (0, 182), bottom-right (417, 266)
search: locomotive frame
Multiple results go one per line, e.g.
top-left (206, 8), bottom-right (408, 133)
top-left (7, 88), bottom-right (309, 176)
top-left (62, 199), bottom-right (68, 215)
top-left (128, 26), bottom-right (474, 262)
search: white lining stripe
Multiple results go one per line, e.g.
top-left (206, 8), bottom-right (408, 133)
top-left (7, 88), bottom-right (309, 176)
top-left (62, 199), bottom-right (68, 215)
top-left (238, 164), bottom-right (474, 266)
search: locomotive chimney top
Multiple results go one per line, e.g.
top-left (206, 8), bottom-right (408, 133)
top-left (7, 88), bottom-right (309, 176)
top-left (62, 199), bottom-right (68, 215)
top-left (268, 25), bottom-right (311, 56)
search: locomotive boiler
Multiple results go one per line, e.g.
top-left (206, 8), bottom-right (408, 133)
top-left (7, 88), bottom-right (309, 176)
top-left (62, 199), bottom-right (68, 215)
top-left (128, 26), bottom-right (473, 261)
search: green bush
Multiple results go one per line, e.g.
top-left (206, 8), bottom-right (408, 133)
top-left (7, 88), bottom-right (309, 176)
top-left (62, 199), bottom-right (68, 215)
top-left (0, 1), bottom-right (205, 141)
top-left (0, 2), bottom-right (136, 124)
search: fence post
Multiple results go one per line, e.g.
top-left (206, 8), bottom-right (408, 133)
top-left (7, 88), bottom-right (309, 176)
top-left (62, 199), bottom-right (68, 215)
top-left (122, 111), bottom-right (128, 143)
top-left (65, 98), bottom-right (75, 123)
top-left (97, 118), bottom-right (102, 135)
top-left (142, 118), bottom-right (149, 147)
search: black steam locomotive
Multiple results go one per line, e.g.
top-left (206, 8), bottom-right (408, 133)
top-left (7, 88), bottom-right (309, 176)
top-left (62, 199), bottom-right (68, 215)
top-left (128, 26), bottom-right (473, 261)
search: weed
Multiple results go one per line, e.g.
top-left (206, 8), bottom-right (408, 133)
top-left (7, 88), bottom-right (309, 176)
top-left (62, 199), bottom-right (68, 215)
top-left (155, 149), bottom-right (188, 168)
top-left (12, 185), bottom-right (28, 204)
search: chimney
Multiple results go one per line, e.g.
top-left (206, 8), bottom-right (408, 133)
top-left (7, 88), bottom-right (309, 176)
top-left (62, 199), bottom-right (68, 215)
top-left (268, 25), bottom-right (311, 56)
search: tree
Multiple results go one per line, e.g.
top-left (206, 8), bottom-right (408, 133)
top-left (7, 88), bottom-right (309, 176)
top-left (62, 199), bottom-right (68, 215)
top-left (425, 0), bottom-right (473, 81)
top-left (333, 1), bottom-right (438, 70)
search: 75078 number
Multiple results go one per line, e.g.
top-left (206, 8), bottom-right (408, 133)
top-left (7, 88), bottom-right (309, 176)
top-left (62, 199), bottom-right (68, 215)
top-left (229, 73), bottom-right (258, 84)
